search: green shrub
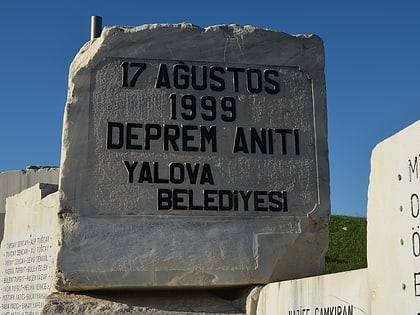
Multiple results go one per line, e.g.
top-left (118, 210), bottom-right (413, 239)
top-left (324, 215), bottom-right (367, 274)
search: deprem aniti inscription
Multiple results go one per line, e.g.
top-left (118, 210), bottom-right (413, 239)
top-left (89, 59), bottom-right (318, 216)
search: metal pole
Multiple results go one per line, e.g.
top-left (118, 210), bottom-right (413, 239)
top-left (91, 16), bottom-right (102, 40)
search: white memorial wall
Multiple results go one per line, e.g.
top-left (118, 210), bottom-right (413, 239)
top-left (256, 269), bottom-right (370, 315)
top-left (367, 120), bottom-right (420, 314)
top-left (0, 184), bottom-right (58, 315)
top-left (254, 120), bottom-right (420, 314)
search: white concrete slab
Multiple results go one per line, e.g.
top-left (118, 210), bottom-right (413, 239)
top-left (256, 269), bottom-right (371, 315)
top-left (367, 120), bottom-right (420, 313)
top-left (0, 184), bottom-right (59, 314)
top-left (0, 167), bottom-right (59, 242)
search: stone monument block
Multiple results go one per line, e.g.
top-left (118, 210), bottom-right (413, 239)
top-left (0, 184), bottom-right (58, 314)
top-left (57, 23), bottom-right (329, 289)
top-left (0, 167), bottom-right (59, 243)
top-left (367, 120), bottom-right (420, 313)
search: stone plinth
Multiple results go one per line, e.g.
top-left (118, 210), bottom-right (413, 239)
top-left (57, 23), bottom-right (329, 290)
top-left (41, 290), bottom-right (256, 315)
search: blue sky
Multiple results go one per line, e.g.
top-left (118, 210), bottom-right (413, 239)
top-left (1, 1), bottom-right (419, 217)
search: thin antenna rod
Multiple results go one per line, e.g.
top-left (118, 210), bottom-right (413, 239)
top-left (91, 16), bottom-right (102, 40)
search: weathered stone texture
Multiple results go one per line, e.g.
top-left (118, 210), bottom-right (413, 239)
top-left (57, 23), bottom-right (329, 290)
top-left (41, 290), bottom-right (249, 315)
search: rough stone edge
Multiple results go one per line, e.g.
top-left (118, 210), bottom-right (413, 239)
top-left (41, 290), bottom-right (249, 315)
top-left (68, 23), bottom-right (321, 80)
top-left (61, 21), bottom-right (327, 217)
top-left (58, 22), bottom-right (329, 288)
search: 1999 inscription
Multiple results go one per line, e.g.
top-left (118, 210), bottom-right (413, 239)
top-left (89, 58), bottom-right (318, 216)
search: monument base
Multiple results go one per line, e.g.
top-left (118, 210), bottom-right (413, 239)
top-left (41, 287), bottom-right (262, 315)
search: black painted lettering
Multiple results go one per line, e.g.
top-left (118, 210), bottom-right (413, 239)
top-left (226, 67), bottom-right (244, 92)
top-left (204, 190), bottom-right (218, 210)
top-left (108, 123), bottom-right (219, 153)
top-left (169, 93), bottom-right (177, 120)
top-left (170, 163), bottom-right (184, 184)
top-left (182, 125), bottom-right (199, 151)
top-left (240, 191), bottom-right (252, 211)
top-left (246, 68), bottom-right (263, 93)
top-left (219, 190), bottom-right (233, 210)
top-left (157, 189), bottom-right (172, 210)
top-left (191, 65), bottom-right (207, 90)
top-left (200, 164), bottom-right (214, 185)
top-left (107, 122), bottom-right (124, 149)
top-left (145, 124), bottom-right (161, 150)
top-left (415, 272), bottom-right (420, 296)
top-left (163, 125), bottom-right (180, 151)
top-left (121, 62), bottom-right (146, 87)
top-left (155, 63), bottom-right (171, 89)
top-left (201, 125), bottom-right (217, 152)
top-left (412, 193), bottom-right (419, 218)
top-left (268, 191), bottom-right (287, 212)
top-left (181, 94), bottom-right (197, 120)
top-left (268, 191), bottom-right (283, 211)
top-left (254, 191), bottom-right (268, 211)
top-left (264, 69), bottom-right (280, 94)
top-left (201, 96), bottom-right (217, 121)
top-left (186, 164), bottom-right (200, 184)
top-left (294, 129), bottom-right (300, 155)
top-left (409, 156), bottom-right (419, 182)
top-left (413, 230), bottom-right (420, 257)
top-left (275, 129), bottom-right (293, 154)
top-left (209, 66), bottom-right (225, 91)
top-left (181, 95), bottom-right (197, 120)
top-left (138, 162), bottom-right (153, 183)
top-left (250, 128), bottom-right (267, 154)
top-left (234, 190), bottom-right (239, 210)
top-left (221, 97), bottom-right (236, 122)
top-left (173, 64), bottom-right (189, 89)
top-left (123, 161), bottom-right (138, 183)
top-left (188, 189), bottom-right (203, 210)
top-left (126, 123), bottom-right (143, 150)
top-left (233, 127), bottom-right (248, 153)
top-left (154, 162), bottom-right (169, 183)
top-left (268, 129), bottom-right (274, 154)
top-left (282, 191), bottom-right (288, 212)
top-left (233, 127), bottom-right (299, 155)
top-left (173, 189), bottom-right (188, 210)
